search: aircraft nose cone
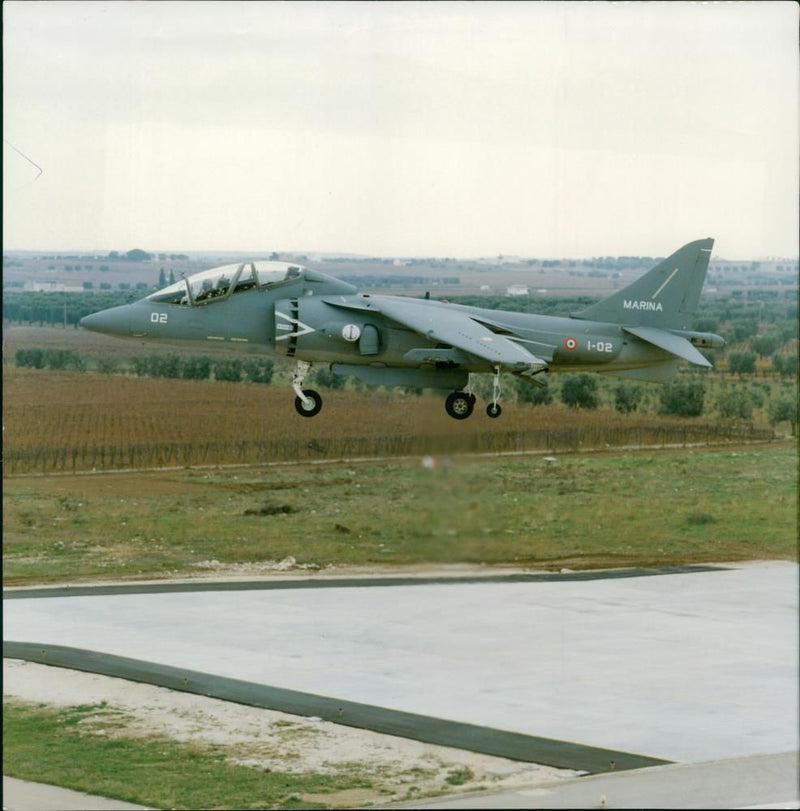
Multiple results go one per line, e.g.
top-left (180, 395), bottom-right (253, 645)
top-left (80, 305), bottom-right (132, 336)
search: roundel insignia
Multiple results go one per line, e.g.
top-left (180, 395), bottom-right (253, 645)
top-left (342, 324), bottom-right (361, 342)
top-left (564, 337), bottom-right (578, 351)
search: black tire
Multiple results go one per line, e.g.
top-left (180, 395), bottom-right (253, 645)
top-left (445, 391), bottom-right (474, 420)
top-left (486, 402), bottom-right (502, 418)
top-left (294, 389), bottom-right (323, 417)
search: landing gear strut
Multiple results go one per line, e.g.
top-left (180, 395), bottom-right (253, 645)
top-left (292, 361), bottom-right (322, 417)
top-left (486, 366), bottom-right (502, 418)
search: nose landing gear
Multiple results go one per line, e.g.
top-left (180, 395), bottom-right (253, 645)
top-left (292, 361), bottom-right (323, 417)
top-left (294, 389), bottom-right (322, 417)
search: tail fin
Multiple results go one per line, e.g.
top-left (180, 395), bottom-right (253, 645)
top-left (571, 238), bottom-right (714, 329)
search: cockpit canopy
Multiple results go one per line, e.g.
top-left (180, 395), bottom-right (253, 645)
top-left (147, 261), bottom-right (304, 305)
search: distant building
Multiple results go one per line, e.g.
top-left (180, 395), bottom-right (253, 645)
top-left (26, 281), bottom-right (84, 293)
top-left (506, 284), bottom-right (529, 296)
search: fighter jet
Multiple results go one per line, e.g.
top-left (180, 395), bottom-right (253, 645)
top-left (80, 238), bottom-right (724, 419)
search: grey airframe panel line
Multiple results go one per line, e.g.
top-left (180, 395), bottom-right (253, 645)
top-left (3, 640), bottom-right (669, 774)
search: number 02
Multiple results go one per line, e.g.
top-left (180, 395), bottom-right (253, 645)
top-left (150, 312), bottom-right (168, 324)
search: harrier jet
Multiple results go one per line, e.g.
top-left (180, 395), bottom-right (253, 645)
top-left (81, 238), bottom-right (723, 419)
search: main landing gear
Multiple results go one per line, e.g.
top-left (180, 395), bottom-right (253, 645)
top-left (292, 361), bottom-right (323, 417)
top-left (445, 390), bottom-right (505, 420)
top-left (444, 391), bottom-right (476, 420)
top-left (445, 366), bottom-right (553, 420)
top-left (445, 368), bottom-right (505, 420)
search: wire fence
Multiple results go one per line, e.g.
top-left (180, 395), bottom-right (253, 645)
top-left (3, 422), bottom-right (776, 475)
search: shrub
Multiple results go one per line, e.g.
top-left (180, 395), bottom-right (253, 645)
top-left (613, 382), bottom-right (644, 413)
top-left (214, 359), bottom-right (243, 382)
top-left (516, 378), bottom-right (553, 406)
top-left (750, 333), bottom-right (781, 357)
top-left (659, 379), bottom-right (705, 417)
top-left (727, 352), bottom-right (756, 376)
top-left (44, 349), bottom-right (84, 371)
top-left (181, 356), bottom-right (212, 381)
top-left (769, 398), bottom-right (798, 434)
top-left (149, 354), bottom-right (181, 379)
top-left (311, 366), bottom-right (346, 389)
top-left (15, 348), bottom-right (45, 369)
top-left (95, 357), bottom-right (119, 374)
top-left (560, 374), bottom-right (599, 409)
top-left (130, 354), bottom-right (181, 378)
top-left (715, 386), bottom-right (753, 420)
top-left (772, 353), bottom-right (799, 378)
top-left (131, 356), bottom-right (149, 377)
top-left (242, 358), bottom-right (274, 384)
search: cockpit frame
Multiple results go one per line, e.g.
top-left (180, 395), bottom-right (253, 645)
top-left (148, 261), bottom-right (304, 307)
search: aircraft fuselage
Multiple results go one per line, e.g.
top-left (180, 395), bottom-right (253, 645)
top-left (80, 242), bottom-right (724, 419)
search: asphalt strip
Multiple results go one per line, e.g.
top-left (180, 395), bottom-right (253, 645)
top-left (3, 640), bottom-right (670, 775)
top-left (2, 563), bottom-right (725, 599)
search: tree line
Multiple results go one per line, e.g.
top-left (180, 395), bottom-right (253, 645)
top-left (11, 347), bottom-right (797, 433)
top-left (13, 348), bottom-right (274, 385)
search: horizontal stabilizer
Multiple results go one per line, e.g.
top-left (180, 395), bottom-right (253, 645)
top-left (624, 326), bottom-right (712, 367)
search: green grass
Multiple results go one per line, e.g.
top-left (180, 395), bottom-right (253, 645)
top-left (3, 445), bottom-right (797, 585)
top-left (2, 701), bottom-right (373, 810)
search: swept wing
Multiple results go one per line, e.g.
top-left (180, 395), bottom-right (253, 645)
top-left (325, 296), bottom-right (547, 372)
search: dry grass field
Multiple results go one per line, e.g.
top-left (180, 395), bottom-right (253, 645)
top-left (3, 361), bottom-right (794, 585)
top-left (3, 366), bottom-right (771, 474)
top-left (3, 324), bottom-right (793, 585)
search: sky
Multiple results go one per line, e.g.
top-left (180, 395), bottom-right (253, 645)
top-left (3, 1), bottom-right (798, 259)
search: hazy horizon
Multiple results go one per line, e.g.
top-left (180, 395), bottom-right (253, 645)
top-left (6, 245), bottom-right (798, 265)
top-left (4, 1), bottom-right (798, 260)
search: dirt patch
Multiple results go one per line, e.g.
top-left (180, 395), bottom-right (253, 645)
top-left (3, 660), bottom-right (578, 806)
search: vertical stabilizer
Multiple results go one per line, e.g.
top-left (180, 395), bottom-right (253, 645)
top-left (571, 238), bottom-right (714, 329)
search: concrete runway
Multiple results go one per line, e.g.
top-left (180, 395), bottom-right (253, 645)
top-left (2, 776), bottom-right (151, 811)
top-left (401, 752), bottom-right (800, 809)
top-left (4, 562), bottom-right (799, 807)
